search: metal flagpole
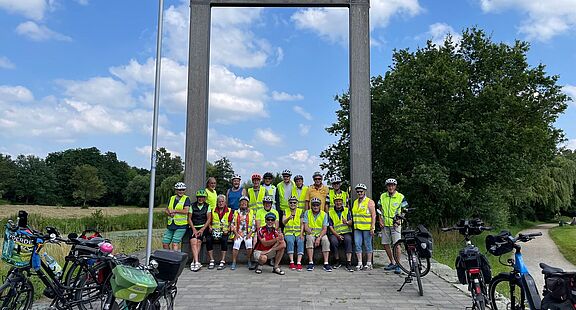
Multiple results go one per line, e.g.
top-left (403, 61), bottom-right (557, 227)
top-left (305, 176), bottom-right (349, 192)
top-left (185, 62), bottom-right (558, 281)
top-left (146, 0), bottom-right (165, 265)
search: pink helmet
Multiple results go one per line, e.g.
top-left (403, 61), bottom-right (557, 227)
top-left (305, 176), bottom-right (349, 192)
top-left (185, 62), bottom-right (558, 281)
top-left (99, 242), bottom-right (114, 254)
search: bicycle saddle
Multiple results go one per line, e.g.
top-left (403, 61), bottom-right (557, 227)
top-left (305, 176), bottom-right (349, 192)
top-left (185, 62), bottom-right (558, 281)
top-left (74, 237), bottom-right (106, 247)
top-left (540, 263), bottom-right (564, 275)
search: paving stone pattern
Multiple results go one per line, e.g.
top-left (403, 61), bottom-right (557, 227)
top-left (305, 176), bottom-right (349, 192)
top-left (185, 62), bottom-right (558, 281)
top-left (174, 265), bottom-right (471, 310)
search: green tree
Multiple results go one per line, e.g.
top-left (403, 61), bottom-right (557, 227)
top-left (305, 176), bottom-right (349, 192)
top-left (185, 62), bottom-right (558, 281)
top-left (0, 154), bottom-right (16, 199)
top-left (210, 157), bottom-right (235, 194)
top-left (157, 174), bottom-right (183, 205)
top-left (322, 28), bottom-right (568, 226)
top-left (13, 155), bottom-right (57, 204)
top-left (155, 148), bottom-right (183, 187)
top-left (124, 174), bottom-right (150, 208)
top-left (71, 164), bottom-right (107, 207)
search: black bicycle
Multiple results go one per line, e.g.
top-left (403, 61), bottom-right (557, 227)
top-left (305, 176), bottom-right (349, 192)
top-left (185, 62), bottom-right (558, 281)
top-left (442, 219), bottom-right (493, 310)
top-left (486, 230), bottom-right (542, 310)
top-left (393, 211), bottom-right (433, 296)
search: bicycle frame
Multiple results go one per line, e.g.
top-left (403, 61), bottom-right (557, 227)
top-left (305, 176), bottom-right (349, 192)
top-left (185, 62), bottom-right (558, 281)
top-left (513, 249), bottom-right (541, 310)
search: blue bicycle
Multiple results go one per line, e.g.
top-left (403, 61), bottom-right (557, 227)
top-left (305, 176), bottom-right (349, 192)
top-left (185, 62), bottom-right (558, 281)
top-left (486, 230), bottom-right (543, 310)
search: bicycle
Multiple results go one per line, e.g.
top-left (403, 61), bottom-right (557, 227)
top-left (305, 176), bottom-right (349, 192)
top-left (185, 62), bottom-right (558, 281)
top-left (442, 218), bottom-right (493, 310)
top-left (393, 211), bottom-right (433, 296)
top-left (539, 263), bottom-right (576, 309)
top-left (486, 230), bottom-right (543, 310)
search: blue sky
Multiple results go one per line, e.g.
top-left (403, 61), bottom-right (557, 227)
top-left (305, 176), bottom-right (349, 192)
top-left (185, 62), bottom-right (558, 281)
top-left (1, 0), bottom-right (575, 183)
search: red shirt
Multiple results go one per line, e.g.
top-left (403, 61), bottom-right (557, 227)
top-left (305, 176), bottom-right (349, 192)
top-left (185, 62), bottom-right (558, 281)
top-left (214, 206), bottom-right (234, 223)
top-left (255, 226), bottom-right (280, 251)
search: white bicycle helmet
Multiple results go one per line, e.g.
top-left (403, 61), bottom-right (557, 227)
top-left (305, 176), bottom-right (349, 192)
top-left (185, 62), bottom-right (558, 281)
top-left (385, 178), bottom-right (398, 185)
top-left (231, 174), bottom-right (241, 180)
top-left (263, 196), bottom-right (273, 203)
top-left (293, 174), bottom-right (304, 181)
top-left (330, 175), bottom-right (342, 184)
top-left (174, 182), bottom-right (186, 190)
top-left (355, 183), bottom-right (367, 190)
top-left (281, 169), bottom-right (292, 176)
top-left (310, 197), bottom-right (322, 205)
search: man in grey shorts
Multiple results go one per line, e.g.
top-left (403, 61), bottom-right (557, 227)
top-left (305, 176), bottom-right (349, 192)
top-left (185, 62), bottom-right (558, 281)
top-left (377, 178), bottom-right (408, 274)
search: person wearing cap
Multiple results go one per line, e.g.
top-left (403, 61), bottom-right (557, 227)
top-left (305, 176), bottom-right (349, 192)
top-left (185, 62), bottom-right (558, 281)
top-left (328, 193), bottom-right (354, 271)
top-left (226, 174), bottom-right (246, 212)
top-left (248, 173), bottom-right (268, 214)
top-left (294, 175), bottom-right (308, 210)
top-left (209, 194), bottom-right (234, 270)
top-left (378, 178), bottom-right (408, 274)
top-left (352, 183), bottom-right (377, 271)
top-left (277, 169), bottom-right (297, 228)
top-left (306, 172), bottom-right (329, 212)
top-left (162, 182), bottom-right (191, 251)
top-left (303, 197), bottom-right (332, 272)
top-left (253, 212), bottom-right (286, 275)
top-left (230, 196), bottom-right (255, 270)
top-left (326, 175), bottom-right (349, 209)
top-left (188, 189), bottom-right (213, 272)
top-left (255, 196), bottom-right (279, 230)
top-left (282, 196), bottom-right (304, 271)
top-left (262, 172), bottom-right (277, 209)
top-left (205, 177), bottom-right (218, 210)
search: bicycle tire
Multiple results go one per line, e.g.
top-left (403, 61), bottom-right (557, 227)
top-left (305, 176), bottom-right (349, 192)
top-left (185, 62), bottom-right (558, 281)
top-left (393, 239), bottom-right (431, 277)
top-left (0, 276), bottom-right (34, 310)
top-left (471, 284), bottom-right (486, 310)
top-left (74, 266), bottom-right (115, 310)
top-left (414, 256), bottom-right (423, 296)
top-left (489, 273), bottom-right (525, 310)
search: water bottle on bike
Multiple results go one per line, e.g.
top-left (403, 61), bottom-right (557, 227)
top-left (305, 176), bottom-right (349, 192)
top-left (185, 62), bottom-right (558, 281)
top-left (43, 252), bottom-right (63, 278)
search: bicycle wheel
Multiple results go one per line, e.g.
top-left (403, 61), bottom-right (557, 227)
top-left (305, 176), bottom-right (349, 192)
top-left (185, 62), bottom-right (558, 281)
top-left (139, 284), bottom-right (176, 310)
top-left (74, 267), bottom-right (115, 310)
top-left (393, 240), bottom-right (431, 277)
top-left (412, 253), bottom-right (423, 296)
top-left (489, 274), bottom-right (525, 310)
top-left (0, 277), bottom-right (34, 310)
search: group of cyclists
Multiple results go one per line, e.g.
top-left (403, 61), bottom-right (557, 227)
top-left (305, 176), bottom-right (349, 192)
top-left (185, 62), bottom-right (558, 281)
top-left (162, 169), bottom-right (408, 276)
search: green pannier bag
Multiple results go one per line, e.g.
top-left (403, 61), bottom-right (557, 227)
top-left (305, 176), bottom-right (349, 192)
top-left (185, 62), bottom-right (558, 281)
top-left (111, 265), bottom-right (157, 302)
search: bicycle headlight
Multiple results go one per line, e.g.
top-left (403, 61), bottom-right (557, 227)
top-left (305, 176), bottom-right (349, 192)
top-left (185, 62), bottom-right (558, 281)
top-left (420, 243), bottom-right (427, 249)
top-left (150, 259), bottom-right (159, 269)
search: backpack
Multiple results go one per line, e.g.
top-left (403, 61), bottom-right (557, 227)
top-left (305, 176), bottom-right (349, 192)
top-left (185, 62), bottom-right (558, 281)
top-left (455, 246), bottom-right (491, 285)
top-left (415, 225), bottom-right (433, 259)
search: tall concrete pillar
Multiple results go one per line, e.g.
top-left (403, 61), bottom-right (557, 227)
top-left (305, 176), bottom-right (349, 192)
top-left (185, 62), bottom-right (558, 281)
top-left (349, 0), bottom-right (372, 198)
top-left (185, 0), bottom-right (211, 195)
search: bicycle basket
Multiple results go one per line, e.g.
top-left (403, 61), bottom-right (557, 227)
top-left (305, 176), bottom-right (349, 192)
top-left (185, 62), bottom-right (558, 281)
top-left (545, 275), bottom-right (572, 302)
top-left (485, 230), bottom-right (513, 256)
top-left (415, 225), bottom-right (433, 259)
top-left (455, 246), bottom-right (491, 285)
top-left (2, 227), bottom-right (35, 268)
top-left (111, 265), bottom-right (157, 302)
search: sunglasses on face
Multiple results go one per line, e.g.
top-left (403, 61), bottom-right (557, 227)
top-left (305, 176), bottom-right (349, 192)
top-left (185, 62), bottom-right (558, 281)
top-left (356, 191), bottom-right (364, 194)
top-left (289, 202), bottom-right (297, 204)
top-left (312, 204), bottom-right (320, 207)
top-left (314, 178), bottom-right (322, 181)
top-left (265, 219), bottom-right (274, 222)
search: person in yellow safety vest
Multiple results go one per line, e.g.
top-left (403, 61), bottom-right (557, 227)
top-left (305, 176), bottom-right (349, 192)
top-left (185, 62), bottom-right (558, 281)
top-left (256, 196), bottom-right (279, 230)
top-left (326, 175), bottom-right (349, 209)
top-left (294, 175), bottom-right (308, 210)
top-left (378, 178), bottom-right (408, 275)
top-left (352, 183), bottom-right (376, 271)
top-left (162, 182), bottom-right (191, 251)
top-left (303, 198), bottom-right (332, 272)
top-left (277, 169), bottom-right (297, 229)
top-left (306, 172), bottom-right (329, 212)
top-left (205, 177), bottom-right (218, 210)
top-left (248, 173), bottom-right (268, 214)
top-left (282, 196), bottom-right (304, 271)
top-left (208, 194), bottom-right (233, 270)
top-left (230, 196), bottom-right (255, 270)
top-left (188, 189), bottom-right (212, 272)
top-left (262, 172), bottom-right (277, 209)
top-left (328, 193), bottom-right (354, 272)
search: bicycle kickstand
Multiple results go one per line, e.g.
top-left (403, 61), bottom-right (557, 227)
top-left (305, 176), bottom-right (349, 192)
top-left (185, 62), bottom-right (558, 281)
top-left (397, 273), bottom-right (413, 292)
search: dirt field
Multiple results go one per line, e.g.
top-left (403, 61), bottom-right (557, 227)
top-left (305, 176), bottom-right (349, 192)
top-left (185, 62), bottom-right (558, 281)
top-left (0, 205), bottom-right (156, 219)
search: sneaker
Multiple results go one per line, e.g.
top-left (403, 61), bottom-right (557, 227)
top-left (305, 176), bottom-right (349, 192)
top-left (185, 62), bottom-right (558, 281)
top-left (394, 266), bottom-right (402, 274)
top-left (208, 260), bottom-right (215, 270)
top-left (333, 261), bottom-right (342, 269)
top-left (190, 262), bottom-right (196, 272)
top-left (196, 263), bottom-right (202, 271)
top-left (356, 264), bottom-right (363, 271)
top-left (345, 262), bottom-right (354, 272)
top-left (364, 263), bottom-right (373, 270)
top-left (323, 264), bottom-right (333, 272)
top-left (296, 263), bottom-right (303, 271)
top-left (289, 262), bottom-right (296, 270)
top-left (384, 263), bottom-right (396, 270)
top-left (307, 263), bottom-right (314, 271)
top-left (230, 263), bottom-right (237, 270)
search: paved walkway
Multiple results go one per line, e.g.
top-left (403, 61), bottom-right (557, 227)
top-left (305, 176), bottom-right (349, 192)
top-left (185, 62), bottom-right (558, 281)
top-left (519, 223), bottom-right (576, 290)
top-left (174, 264), bottom-right (471, 309)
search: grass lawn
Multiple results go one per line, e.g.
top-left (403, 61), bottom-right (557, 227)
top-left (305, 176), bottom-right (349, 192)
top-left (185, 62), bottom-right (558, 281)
top-left (549, 225), bottom-right (576, 266)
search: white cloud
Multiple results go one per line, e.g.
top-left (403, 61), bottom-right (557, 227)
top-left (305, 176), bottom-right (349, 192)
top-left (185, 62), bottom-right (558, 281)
top-left (0, 56), bottom-right (15, 69)
top-left (292, 0), bottom-right (423, 44)
top-left (479, 0), bottom-right (576, 41)
top-left (0, 85), bottom-right (34, 103)
top-left (0, 0), bottom-right (50, 20)
top-left (207, 129), bottom-right (264, 176)
top-left (566, 139), bottom-right (576, 150)
top-left (563, 84), bottom-right (576, 105)
top-left (75, 0), bottom-right (89, 5)
top-left (279, 149), bottom-right (323, 176)
top-left (254, 128), bottom-right (282, 146)
top-left (425, 22), bottom-right (462, 46)
top-left (272, 91), bottom-right (304, 101)
top-left (58, 77), bottom-right (134, 108)
top-left (293, 105), bottom-right (313, 120)
top-left (16, 21), bottom-right (72, 42)
top-left (298, 124), bottom-right (310, 136)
